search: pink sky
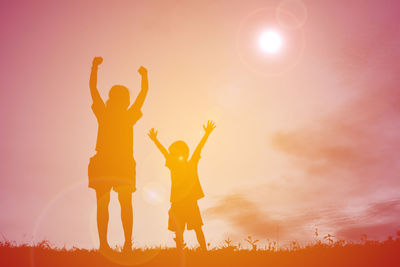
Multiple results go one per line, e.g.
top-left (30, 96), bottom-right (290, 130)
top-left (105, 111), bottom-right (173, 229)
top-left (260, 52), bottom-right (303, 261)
top-left (1, 0), bottom-right (400, 249)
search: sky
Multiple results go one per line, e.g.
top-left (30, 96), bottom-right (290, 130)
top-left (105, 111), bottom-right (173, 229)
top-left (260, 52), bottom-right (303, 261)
top-left (1, 0), bottom-right (400, 249)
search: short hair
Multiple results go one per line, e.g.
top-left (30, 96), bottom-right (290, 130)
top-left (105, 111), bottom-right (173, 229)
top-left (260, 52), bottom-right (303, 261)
top-left (169, 140), bottom-right (189, 159)
top-left (109, 85), bottom-right (130, 100)
top-left (107, 85), bottom-right (130, 109)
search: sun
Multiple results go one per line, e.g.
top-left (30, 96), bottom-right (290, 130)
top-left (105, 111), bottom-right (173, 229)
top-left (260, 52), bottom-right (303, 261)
top-left (259, 30), bottom-right (283, 54)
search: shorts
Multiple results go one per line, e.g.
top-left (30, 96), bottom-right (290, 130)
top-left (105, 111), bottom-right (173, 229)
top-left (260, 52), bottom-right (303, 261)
top-left (168, 200), bottom-right (203, 232)
top-left (88, 153), bottom-right (136, 193)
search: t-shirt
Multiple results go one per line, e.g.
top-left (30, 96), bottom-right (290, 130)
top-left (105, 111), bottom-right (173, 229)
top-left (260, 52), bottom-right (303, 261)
top-left (166, 152), bottom-right (205, 203)
top-left (92, 101), bottom-right (142, 157)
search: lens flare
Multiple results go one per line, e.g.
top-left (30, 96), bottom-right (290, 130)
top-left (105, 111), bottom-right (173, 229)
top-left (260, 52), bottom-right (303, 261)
top-left (277, 0), bottom-right (308, 29)
top-left (236, 7), bottom-right (305, 75)
top-left (142, 182), bottom-right (167, 205)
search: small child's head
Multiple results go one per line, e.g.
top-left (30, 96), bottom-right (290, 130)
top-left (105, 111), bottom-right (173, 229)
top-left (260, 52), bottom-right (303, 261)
top-left (169, 141), bottom-right (189, 162)
top-left (106, 85), bottom-right (130, 110)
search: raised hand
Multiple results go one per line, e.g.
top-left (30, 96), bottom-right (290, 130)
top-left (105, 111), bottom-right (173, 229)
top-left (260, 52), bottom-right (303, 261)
top-left (148, 128), bottom-right (168, 157)
top-left (138, 66), bottom-right (148, 76)
top-left (203, 120), bottom-right (216, 135)
top-left (92, 56), bottom-right (103, 67)
top-left (147, 128), bottom-right (158, 141)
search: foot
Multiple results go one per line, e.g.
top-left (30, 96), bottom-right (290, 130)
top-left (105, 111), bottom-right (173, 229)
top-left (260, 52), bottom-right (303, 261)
top-left (174, 237), bottom-right (185, 251)
top-left (99, 243), bottom-right (112, 253)
top-left (122, 242), bottom-right (132, 253)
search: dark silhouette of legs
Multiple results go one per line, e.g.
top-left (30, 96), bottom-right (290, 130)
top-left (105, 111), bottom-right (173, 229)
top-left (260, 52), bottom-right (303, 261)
top-left (96, 189), bottom-right (111, 250)
top-left (194, 227), bottom-right (207, 251)
top-left (118, 190), bottom-right (133, 250)
top-left (174, 230), bottom-right (184, 250)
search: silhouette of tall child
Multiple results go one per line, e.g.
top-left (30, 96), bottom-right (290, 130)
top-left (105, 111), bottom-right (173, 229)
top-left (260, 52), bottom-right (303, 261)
top-left (88, 57), bottom-right (148, 252)
top-left (148, 120), bottom-right (216, 251)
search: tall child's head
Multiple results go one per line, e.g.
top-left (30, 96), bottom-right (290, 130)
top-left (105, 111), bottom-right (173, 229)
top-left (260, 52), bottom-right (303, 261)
top-left (169, 141), bottom-right (189, 162)
top-left (106, 85), bottom-right (130, 110)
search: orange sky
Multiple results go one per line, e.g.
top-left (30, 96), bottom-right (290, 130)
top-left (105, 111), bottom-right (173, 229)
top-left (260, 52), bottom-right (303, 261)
top-left (1, 0), bottom-right (400, 249)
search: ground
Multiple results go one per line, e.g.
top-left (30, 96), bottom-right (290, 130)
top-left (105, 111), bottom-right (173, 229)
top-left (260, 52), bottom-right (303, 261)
top-left (1, 239), bottom-right (400, 267)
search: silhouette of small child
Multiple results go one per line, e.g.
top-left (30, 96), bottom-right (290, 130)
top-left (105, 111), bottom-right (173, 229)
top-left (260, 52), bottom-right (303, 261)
top-left (148, 120), bottom-right (216, 251)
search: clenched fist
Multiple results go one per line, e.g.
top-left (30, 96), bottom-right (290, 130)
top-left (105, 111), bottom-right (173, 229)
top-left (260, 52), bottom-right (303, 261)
top-left (92, 57), bottom-right (103, 66)
top-left (138, 66), bottom-right (147, 76)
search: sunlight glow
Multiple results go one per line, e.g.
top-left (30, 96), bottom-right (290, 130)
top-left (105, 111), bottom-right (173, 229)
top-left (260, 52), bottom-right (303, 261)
top-left (259, 30), bottom-right (283, 54)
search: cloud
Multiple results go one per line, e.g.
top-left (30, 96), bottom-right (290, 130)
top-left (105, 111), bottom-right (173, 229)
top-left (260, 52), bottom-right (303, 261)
top-left (271, 0), bottom-right (400, 187)
top-left (266, 83), bottom-right (400, 240)
top-left (264, 24), bottom-right (400, 239)
top-left (334, 199), bottom-right (400, 240)
top-left (249, 10), bottom-right (400, 242)
top-left (271, 77), bottom-right (400, 194)
top-left (205, 193), bottom-right (336, 241)
top-left (206, 194), bottom-right (400, 242)
top-left (206, 194), bottom-right (280, 238)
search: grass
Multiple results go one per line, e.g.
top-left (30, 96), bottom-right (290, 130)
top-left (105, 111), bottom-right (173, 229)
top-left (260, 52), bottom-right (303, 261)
top-left (1, 237), bottom-right (400, 267)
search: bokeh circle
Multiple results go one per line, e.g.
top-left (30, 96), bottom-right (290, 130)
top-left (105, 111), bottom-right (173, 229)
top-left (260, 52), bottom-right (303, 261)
top-left (276, 0), bottom-right (308, 29)
top-left (29, 178), bottom-right (161, 266)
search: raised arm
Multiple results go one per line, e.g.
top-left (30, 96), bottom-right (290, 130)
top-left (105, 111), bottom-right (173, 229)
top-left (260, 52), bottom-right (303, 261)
top-left (148, 128), bottom-right (169, 158)
top-left (129, 66), bottom-right (148, 111)
top-left (192, 120), bottom-right (216, 159)
top-left (89, 57), bottom-right (105, 105)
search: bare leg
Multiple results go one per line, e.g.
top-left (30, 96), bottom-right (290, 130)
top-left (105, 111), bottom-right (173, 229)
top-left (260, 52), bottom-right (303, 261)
top-left (194, 227), bottom-right (207, 251)
top-left (118, 191), bottom-right (133, 250)
top-left (174, 230), bottom-right (184, 251)
top-left (96, 189), bottom-right (111, 250)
